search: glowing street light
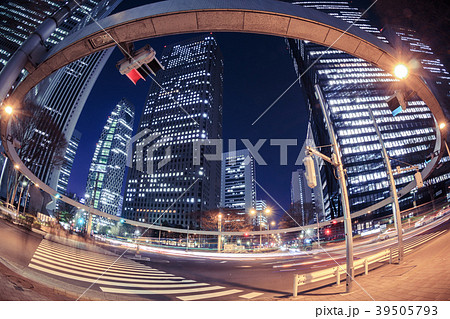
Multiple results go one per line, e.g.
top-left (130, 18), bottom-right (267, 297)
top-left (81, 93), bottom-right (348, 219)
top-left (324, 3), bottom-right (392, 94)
top-left (440, 122), bottom-right (446, 130)
top-left (394, 64), bottom-right (408, 79)
top-left (4, 105), bottom-right (13, 115)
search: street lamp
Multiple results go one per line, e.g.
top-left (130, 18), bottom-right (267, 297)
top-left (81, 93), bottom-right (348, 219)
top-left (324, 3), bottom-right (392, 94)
top-left (394, 64), bottom-right (408, 79)
top-left (217, 213), bottom-right (222, 253)
top-left (4, 105), bottom-right (13, 115)
top-left (16, 180), bottom-right (27, 215)
top-left (367, 107), bottom-right (404, 263)
top-left (251, 208), bottom-right (271, 249)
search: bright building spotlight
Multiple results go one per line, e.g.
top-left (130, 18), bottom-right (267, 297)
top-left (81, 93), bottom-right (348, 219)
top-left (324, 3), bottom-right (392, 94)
top-left (394, 64), bottom-right (408, 79)
top-left (4, 106), bottom-right (13, 114)
top-left (439, 122), bottom-right (446, 129)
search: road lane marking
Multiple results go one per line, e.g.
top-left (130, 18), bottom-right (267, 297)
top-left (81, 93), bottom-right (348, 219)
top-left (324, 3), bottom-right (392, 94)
top-left (101, 285), bottom-right (225, 295)
top-left (239, 292), bottom-right (264, 299)
top-left (177, 289), bottom-right (243, 301)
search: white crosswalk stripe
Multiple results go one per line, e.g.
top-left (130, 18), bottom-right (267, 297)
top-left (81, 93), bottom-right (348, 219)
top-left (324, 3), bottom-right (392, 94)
top-left (28, 240), bottom-right (260, 300)
top-left (239, 292), bottom-right (264, 299)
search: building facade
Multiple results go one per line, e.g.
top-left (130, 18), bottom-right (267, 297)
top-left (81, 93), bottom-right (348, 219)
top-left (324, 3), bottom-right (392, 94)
top-left (56, 129), bottom-right (82, 196)
top-left (286, 0), bottom-right (443, 221)
top-left (122, 35), bottom-right (224, 228)
top-left (86, 98), bottom-right (134, 216)
top-left (220, 149), bottom-right (256, 212)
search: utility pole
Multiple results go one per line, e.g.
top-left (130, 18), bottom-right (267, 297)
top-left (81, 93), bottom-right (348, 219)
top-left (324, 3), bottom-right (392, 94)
top-left (367, 106), bottom-right (404, 263)
top-left (316, 212), bottom-right (320, 247)
top-left (304, 85), bottom-right (354, 293)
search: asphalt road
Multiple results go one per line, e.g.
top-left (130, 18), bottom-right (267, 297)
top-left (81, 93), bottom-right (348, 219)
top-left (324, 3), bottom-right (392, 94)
top-left (0, 214), bottom-right (448, 301)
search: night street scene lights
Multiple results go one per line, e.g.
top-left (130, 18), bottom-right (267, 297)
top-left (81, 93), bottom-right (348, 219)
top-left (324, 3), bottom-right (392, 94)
top-left (393, 63), bottom-right (409, 79)
top-left (251, 207), bottom-right (271, 249)
top-left (4, 105), bottom-right (13, 115)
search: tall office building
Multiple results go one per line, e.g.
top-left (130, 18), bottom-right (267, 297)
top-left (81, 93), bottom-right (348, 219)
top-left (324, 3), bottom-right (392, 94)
top-left (220, 149), bottom-right (256, 212)
top-left (0, 0), bottom-right (121, 71)
top-left (254, 199), bottom-right (268, 227)
top-left (291, 169), bottom-right (315, 225)
top-left (0, 0), bottom-right (123, 191)
top-left (56, 129), bottom-right (82, 196)
top-left (123, 35), bottom-right (224, 228)
top-left (286, 0), bottom-right (441, 220)
top-left (86, 98), bottom-right (134, 216)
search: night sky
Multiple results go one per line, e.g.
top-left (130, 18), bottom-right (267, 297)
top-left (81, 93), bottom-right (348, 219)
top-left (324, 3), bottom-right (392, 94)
top-left (66, 0), bottom-right (449, 219)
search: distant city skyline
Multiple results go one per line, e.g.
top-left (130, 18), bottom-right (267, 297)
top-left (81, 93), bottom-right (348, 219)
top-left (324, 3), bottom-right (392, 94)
top-left (58, 0), bottom-right (450, 220)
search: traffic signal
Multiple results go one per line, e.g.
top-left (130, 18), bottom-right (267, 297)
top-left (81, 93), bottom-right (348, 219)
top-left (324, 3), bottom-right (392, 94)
top-left (303, 155), bottom-right (317, 188)
top-left (117, 44), bottom-right (164, 85)
top-left (325, 229), bottom-right (331, 235)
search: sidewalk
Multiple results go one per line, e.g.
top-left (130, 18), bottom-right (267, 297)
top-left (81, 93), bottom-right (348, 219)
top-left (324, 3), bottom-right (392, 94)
top-left (268, 227), bottom-right (450, 301)
top-left (0, 258), bottom-right (73, 301)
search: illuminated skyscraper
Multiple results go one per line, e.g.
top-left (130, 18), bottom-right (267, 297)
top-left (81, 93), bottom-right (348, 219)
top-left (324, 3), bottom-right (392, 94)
top-left (220, 149), bottom-right (256, 212)
top-left (57, 129), bottom-right (82, 196)
top-left (123, 35), bottom-right (223, 228)
top-left (286, 0), bottom-right (442, 221)
top-left (86, 98), bottom-right (134, 216)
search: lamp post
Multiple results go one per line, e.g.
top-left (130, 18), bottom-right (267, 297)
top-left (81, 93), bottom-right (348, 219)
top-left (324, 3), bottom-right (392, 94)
top-left (16, 180), bottom-right (27, 215)
top-left (9, 164), bottom-right (20, 207)
top-left (84, 193), bottom-right (93, 236)
top-left (22, 182), bottom-right (30, 215)
top-left (305, 84), bottom-right (354, 292)
top-left (217, 213), bottom-right (222, 253)
top-left (367, 106), bottom-right (404, 263)
top-left (269, 221), bottom-right (275, 245)
top-left (251, 208), bottom-right (270, 249)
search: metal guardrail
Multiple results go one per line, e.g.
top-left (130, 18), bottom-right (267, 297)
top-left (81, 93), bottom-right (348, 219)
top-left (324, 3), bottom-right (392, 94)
top-left (293, 248), bottom-right (393, 296)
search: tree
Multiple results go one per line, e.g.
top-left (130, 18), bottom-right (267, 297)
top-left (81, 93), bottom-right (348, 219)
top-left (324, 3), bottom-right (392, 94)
top-left (191, 208), bottom-right (253, 232)
top-left (54, 200), bottom-right (77, 223)
top-left (278, 203), bottom-right (304, 229)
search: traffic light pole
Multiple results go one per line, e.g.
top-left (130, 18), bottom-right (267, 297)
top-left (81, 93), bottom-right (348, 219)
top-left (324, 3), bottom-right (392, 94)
top-left (367, 107), bottom-right (404, 263)
top-left (306, 84), bottom-right (355, 293)
top-left (217, 215), bottom-right (222, 253)
top-left (368, 106), bottom-right (403, 264)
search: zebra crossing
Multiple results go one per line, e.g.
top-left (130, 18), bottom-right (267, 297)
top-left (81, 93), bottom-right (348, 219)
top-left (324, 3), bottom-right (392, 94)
top-left (28, 240), bottom-right (264, 301)
top-left (380, 230), bottom-right (446, 260)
